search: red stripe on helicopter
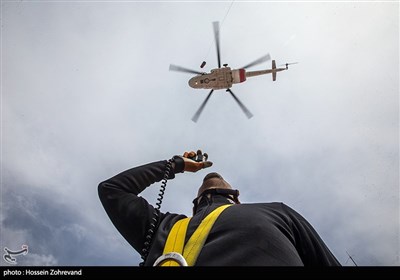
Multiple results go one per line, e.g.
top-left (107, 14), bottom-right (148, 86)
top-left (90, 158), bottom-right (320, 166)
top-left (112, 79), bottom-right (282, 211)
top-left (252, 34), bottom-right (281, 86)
top-left (239, 69), bottom-right (246, 82)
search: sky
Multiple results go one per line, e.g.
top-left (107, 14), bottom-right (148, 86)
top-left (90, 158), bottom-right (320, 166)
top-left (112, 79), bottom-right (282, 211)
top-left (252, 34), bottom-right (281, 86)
top-left (1, 0), bottom-right (399, 267)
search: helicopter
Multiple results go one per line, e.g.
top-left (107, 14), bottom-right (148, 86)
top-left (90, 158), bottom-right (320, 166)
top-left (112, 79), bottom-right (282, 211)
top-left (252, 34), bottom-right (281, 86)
top-left (169, 21), bottom-right (297, 122)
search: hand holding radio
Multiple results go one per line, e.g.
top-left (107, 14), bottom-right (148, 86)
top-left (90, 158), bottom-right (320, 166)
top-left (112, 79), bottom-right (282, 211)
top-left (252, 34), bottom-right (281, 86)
top-left (182, 150), bottom-right (213, 172)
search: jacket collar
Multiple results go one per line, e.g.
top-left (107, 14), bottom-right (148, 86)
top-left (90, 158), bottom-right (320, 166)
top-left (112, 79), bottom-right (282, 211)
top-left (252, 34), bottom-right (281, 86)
top-left (193, 194), bottom-right (235, 215)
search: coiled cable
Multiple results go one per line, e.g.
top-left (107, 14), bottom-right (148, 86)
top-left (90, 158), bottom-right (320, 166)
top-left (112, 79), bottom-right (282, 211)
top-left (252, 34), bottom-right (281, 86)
top-left (139, 159), bottom-right (173, 266)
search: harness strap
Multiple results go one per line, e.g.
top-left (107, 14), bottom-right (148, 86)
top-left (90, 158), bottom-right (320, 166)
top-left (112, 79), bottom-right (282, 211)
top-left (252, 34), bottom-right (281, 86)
top-left (160, 204), bottom-right (232, 266)
top-left (162, 218), bottom-right (191, 260)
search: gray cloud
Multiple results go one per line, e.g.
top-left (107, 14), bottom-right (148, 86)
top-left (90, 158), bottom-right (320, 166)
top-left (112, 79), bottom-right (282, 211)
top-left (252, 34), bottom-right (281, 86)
top-left (1, 174), bottom-right (136, 266)
top-left (19, 254), bottom-right (58, 266)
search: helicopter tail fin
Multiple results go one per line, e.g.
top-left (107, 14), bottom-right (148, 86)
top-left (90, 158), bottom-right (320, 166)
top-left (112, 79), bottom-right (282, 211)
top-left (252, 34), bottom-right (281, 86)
top-left (272, 60), bottom-right (277, 81)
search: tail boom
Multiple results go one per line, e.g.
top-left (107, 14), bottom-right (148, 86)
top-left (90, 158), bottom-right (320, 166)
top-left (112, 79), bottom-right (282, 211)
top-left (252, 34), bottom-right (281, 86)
top-left (245, 60), bottom-right (286, 81)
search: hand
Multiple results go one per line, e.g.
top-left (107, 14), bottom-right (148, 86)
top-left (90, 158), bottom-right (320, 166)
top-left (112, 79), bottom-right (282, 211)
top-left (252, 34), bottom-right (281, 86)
top-left (181, 150), bottom-right (213, 172)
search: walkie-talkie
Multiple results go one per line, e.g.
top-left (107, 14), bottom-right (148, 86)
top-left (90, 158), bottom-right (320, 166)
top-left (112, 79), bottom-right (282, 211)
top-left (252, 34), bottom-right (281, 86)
top-left (190, 150), bottom-right (208, 162)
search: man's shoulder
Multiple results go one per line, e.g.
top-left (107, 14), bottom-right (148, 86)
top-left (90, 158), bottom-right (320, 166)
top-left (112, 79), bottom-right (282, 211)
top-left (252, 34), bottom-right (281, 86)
top-left (241, 201), bottom-right (286, 208)
top-left (235, 202), bottom-right (290, 213)
top-left (159, 212), bottom-right (188, 227)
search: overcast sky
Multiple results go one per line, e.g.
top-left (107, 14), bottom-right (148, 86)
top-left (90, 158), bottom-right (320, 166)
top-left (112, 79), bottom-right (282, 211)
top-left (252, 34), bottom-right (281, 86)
top-left (1, 0), bottom-right (399, 266)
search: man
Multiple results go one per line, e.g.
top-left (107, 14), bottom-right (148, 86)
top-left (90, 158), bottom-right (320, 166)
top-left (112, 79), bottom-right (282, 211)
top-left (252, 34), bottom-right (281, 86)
top-left (98, 150), bottom-right (341, 266)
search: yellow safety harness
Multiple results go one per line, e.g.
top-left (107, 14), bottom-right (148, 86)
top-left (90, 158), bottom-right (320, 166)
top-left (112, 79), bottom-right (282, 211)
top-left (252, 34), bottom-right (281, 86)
top-left (153, 204), bottom-right (232, 266)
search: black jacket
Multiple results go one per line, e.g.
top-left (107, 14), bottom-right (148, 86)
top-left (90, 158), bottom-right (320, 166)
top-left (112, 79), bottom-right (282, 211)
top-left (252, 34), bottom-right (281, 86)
top-left (98, 158), bottom-right (341, 266)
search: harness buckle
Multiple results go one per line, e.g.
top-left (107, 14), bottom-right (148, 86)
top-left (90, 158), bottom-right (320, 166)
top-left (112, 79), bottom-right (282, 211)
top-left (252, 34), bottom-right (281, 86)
top-left (153, 252), bottom-right (188, 266)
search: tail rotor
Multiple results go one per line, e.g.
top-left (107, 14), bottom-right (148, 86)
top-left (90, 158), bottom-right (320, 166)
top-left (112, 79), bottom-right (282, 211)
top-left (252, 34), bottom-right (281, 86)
top-left (278, 62), bottom-right (299, 70)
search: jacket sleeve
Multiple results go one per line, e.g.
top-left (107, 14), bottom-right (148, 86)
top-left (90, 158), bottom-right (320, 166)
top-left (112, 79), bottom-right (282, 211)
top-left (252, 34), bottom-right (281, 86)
top-left (281, 203), bottom-right (342, 266)
top-left (98, 157), bottom-right (185, 254)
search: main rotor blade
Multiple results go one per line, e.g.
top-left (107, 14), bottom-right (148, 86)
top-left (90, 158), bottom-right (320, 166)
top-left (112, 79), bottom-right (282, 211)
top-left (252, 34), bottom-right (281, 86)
top-left (169, 64), bottom-right (203, 75)
top-left (226, 89), bottom-right (253, 119)
top-left (192, 89), bottom-right (214, 123)
top-left (213, 21), bottom-right (221, 68)
top-left (241, 54), bottom-right (271, 69)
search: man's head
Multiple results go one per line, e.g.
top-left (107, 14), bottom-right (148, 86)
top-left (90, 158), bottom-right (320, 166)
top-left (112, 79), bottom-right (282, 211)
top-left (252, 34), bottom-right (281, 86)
top-left (197, 172), bottom-right (232, 197)
top-left (192, 172), bottom-right (240, 215)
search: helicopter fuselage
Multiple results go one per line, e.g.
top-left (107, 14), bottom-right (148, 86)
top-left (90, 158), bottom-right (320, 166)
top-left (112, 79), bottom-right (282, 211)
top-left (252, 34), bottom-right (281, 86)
top-left (188, 64), bottom-right (288, 90)
top-left (188, 67), bottom-right (246, 90)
